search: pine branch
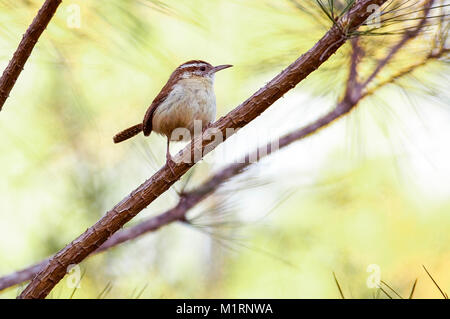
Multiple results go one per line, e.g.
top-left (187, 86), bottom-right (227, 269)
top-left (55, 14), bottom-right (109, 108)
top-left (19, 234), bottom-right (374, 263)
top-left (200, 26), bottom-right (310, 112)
top-left (361, 0), bottom-right (434, 88)
top-left (0, 0), bottom-right (62, 111)
top-left (17, 0), bottom-right (388, 299)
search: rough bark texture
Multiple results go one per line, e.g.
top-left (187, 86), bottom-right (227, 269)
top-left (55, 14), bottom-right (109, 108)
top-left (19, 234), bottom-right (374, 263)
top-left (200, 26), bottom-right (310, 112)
top-left (18, 0), bottom-right (387, 299)
top-left (0, 0), bottom-right (62, 111)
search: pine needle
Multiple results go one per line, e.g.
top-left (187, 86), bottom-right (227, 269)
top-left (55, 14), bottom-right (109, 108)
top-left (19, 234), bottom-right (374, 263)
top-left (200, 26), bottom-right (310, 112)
top-left (381, 280), bottom-right (404, 299)
top-left (422, 265), bottom-right (448, 299)
top-left (333, 272), bottom-right (345, 299)
top-left (408, 278), bottom-right (418, 299)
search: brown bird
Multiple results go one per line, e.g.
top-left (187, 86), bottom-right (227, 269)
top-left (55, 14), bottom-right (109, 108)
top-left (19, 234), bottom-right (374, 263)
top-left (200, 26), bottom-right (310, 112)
top-left (113, 60), bottom-right (232, 171)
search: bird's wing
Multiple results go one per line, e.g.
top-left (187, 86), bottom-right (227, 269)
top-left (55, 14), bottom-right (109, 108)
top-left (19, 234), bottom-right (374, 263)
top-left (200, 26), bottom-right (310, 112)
top-left (142, 72), bottom-right (180, 136)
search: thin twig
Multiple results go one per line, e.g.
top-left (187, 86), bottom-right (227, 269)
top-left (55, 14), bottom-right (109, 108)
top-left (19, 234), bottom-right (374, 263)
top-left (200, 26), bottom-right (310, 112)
top-left (363, 46), bottom-right (449, 97)
top-left (0, 0), bottom-right (62, 111)
top-left (361, 0), bottom-right (434, 89)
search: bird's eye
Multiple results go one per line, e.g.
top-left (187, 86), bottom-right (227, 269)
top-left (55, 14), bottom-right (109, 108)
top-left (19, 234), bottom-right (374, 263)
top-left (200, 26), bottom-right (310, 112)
top-left (200, 66), bottom-right (206, 71)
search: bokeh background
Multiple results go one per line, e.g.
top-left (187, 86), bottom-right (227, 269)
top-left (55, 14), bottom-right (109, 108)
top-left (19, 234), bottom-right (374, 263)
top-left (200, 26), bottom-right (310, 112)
top-left (0, 0), bottom-right (449, 298)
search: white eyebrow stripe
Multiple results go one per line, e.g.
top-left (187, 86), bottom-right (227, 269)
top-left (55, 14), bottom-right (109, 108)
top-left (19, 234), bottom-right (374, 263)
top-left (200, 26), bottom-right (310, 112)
top-left (178, 62), bottom-right (207, 69)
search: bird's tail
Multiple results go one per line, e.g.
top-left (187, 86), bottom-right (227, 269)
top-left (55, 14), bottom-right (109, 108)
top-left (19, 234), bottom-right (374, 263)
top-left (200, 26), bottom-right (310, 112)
top-left (113, 124), bottom-right (143, 143)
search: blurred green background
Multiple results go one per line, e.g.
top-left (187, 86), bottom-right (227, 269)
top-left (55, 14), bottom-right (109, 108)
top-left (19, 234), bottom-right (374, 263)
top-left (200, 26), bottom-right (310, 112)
top-left (0, 0), bottom-right (449, 298)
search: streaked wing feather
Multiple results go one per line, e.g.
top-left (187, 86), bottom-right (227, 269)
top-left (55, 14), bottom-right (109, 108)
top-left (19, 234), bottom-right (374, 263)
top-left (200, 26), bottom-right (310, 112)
top-left (142, 73), bottom-right (179, 136)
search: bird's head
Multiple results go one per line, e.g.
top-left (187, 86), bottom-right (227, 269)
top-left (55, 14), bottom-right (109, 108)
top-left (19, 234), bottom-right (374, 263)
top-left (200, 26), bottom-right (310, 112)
top-left (173, 60), bottom-right (232, 82)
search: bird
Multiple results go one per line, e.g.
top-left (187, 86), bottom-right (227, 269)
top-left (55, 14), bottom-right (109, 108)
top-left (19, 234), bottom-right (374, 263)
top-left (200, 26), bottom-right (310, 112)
top-left (113, 60), bottom-right (232, 172)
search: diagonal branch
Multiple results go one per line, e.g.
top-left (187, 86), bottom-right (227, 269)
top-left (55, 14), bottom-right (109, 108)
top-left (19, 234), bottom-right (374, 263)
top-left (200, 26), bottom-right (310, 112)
top-left (363, 46), bottom-right (448, 97)
top-left (17, 0), bottom-right (387, 299)
top-left (0, 0), bottom-right (62, 111)
top-left (3, 8), bottom-right (444, 292)
top-left (347, 38), bottom-right (363, 90)
top-left (361, 0), bottom-right (434, 89)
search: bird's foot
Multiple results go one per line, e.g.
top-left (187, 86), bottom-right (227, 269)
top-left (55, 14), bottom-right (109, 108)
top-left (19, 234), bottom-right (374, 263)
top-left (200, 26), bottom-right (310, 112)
top-left (202, 122), bottom-right (213, 133)
top-left (166, 153), bottom-right (177, 176)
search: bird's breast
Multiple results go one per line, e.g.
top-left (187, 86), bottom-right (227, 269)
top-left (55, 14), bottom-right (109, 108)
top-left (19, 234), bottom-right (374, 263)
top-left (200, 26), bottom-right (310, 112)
top-left (152, 77), bottom-right (217, 140)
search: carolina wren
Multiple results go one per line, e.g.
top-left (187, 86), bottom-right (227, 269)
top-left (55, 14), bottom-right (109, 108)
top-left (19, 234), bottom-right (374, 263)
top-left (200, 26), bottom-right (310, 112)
top-left (113, 60), bottom-right (232, 170)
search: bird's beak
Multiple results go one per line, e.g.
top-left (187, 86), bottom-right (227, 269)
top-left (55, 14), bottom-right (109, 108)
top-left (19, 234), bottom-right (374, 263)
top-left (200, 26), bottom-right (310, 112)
top-left (211, 64), bottom-right (233, 73)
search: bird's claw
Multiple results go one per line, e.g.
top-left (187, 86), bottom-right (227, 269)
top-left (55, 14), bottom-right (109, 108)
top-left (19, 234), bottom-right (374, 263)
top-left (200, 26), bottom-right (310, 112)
top-left (202, 122), bottom-right (213, 133)
top-left (166, 154), bottom-right (176, 176)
